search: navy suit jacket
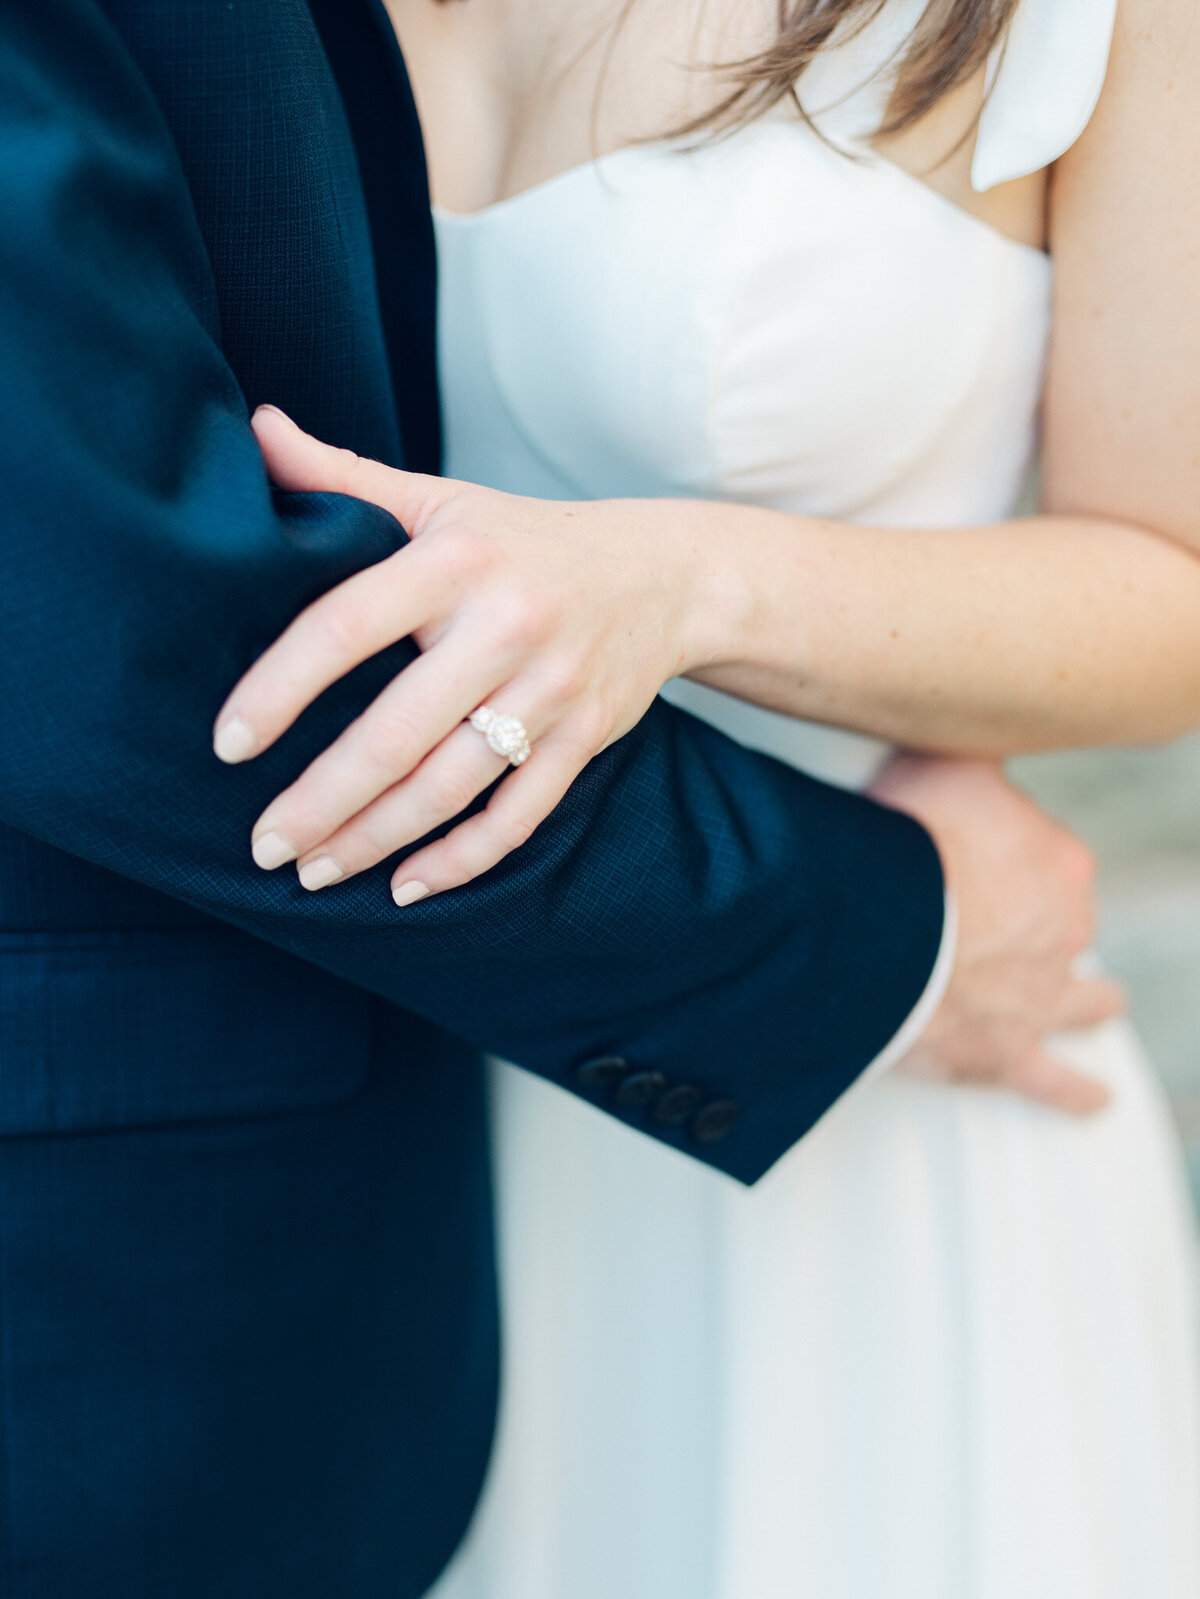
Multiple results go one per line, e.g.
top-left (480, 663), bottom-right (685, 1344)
top-left (0, 1), bottom-right (945, 1594)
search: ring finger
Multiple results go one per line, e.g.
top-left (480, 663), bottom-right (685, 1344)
top-left (291, 699), bottom-right (545, 889)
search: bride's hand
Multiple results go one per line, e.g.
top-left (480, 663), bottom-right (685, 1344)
top-left (213, 406), bottom-right (728, 902)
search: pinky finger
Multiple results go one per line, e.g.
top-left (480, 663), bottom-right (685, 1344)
top-left (390, 740), bottom-right (584, 905)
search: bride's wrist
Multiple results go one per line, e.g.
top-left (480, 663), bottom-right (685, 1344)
top-left (668, 499), bottom-right (825, 693)
top-left (665, 499), bottom-right (759, 677)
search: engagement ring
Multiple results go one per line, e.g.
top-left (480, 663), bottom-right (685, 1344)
top-left (468, 705), bottom-right (532, 766)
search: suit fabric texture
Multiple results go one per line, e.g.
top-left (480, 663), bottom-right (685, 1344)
top-left (0, 1), bottom-right (945, 1592)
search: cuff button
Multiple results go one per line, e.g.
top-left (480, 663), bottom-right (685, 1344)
top-left (576, 1056), bottom-right (629, 1088)
top-left (615, 1070), bottom-right (668, 1108)
top-left (653, 1084), bottom-right (705, 1125)
top-left (692, 1099), bottom-right (739, 1143)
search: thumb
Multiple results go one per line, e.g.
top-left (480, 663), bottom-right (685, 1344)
top-left (1003, 1044), bottom-right (1111, 1116)
top-left (251, 404), bottom-right (452, 532)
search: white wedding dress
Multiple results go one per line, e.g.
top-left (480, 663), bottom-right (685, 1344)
top-left (426, 2), bottom-right (1200, 1595)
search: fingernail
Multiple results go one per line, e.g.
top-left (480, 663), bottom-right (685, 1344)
top-left (214, 716), bottom-right (258, 764)
top-left (393, 880), bottom-right (430, 908)
top-left (252, 831), bottom-right (298, 870)
top-left (254, 404), bottom-right (294, 424)
top-left (298, 856), bottom-right (344, 892)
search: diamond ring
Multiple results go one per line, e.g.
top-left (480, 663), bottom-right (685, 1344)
top-left (468, 705), bottom-right (532, 767)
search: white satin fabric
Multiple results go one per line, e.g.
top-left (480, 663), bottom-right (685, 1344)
top-left (427, 2), bottom-right (1200, 1594)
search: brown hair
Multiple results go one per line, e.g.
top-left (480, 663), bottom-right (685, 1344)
top-left (676, 0), bottom-right (1022, 141)
top-left (434, 1), bottom-right (1023, 143)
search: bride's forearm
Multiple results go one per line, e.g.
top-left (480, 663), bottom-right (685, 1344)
top-left (682, 501), bottom-right (1200, 754)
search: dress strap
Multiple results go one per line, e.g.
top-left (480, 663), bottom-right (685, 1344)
top-left (796, 0), bottom-right (1119, 193)
top-left (972, 0), bottom-right (1119, 191)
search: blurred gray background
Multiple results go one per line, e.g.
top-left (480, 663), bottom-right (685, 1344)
top-left (1013, 734), bottom-right (1200, 1213)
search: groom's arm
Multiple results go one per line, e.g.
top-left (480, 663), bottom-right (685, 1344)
top-left (0, 0), bottom-right (945, 1183)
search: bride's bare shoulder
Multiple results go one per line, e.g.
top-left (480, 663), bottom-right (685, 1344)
top-left (1043, 0), bottom-right (1200, 553)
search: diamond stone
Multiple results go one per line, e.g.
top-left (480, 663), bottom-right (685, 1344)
top-left (470, 707), bottom-right (531, 765)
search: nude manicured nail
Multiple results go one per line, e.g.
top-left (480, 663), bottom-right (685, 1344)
top-left (252, 831), bottom-right (297, 870)
top-left (393, 881), bottom-right (430, 907)
top-left (298, 856), bottom-right (344, 892)
top-left (214, 715), bottom-right (258, 764)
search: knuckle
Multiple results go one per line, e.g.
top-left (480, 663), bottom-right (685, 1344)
top-left (331, 445), bottom-right (366, 492)
top-left (435, 834), bottom-right (479, 883)
top-left (313, 596), bottom-right (362, 659)
top-left (357, 810), bottom-right (415, 867)
top-left (437, 525), bottom-right (492, 583)
top-left (422, 768), bottom-right (478, 821)
top-left (493, 590), bottom-right (552, 649)
top-left (326, 825), bottom-right (375, 871)
top-left (535, 653), bottom-right (585, 707)
top-left (493, 807), bottom-right (537, 852)
top-left (355, 704), bottom-right (422, 772)
top-left (277, 797), bottom-right (336, 848)
top-left (566, 703), bottom-right (614, 755)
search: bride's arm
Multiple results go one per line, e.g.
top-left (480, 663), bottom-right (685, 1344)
top-left (691, 0), bottom-right (1200, 754)
top-left (689, 502), bottom-right (1200, 754)
top-left (218, 0), bottom-right (1197, 893)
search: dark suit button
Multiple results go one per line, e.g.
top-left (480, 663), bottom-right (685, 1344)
top-left (576, 1055), bottom-right (629, 1088)
top-left (615, 1071), bottom-right (669, 1108)
top-left (692, 1099), bottom-right (739, 1143)
top-left (653, 1084), bottom-right (706, 1125)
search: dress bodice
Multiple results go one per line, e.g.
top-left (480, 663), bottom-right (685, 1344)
top-left (433, 0), bottom-right (1117, 784)
top-left (437, 121), bottom-right (1051, 525)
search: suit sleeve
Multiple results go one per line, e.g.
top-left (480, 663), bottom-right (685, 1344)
top-left (0, 0), bottom-right (945, 1183)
